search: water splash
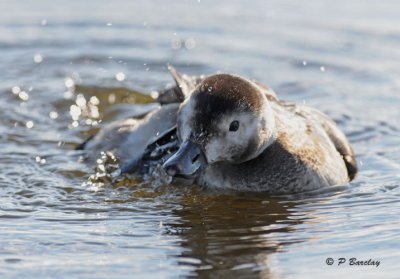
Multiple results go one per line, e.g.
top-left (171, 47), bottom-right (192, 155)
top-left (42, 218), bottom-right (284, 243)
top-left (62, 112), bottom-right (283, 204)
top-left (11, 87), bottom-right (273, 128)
top-left (84, 151), bottom-right (121, 191)
top-left (115, 72), bottom-right (125, 81)
top-left (33, 54), bottom-right (43, 64)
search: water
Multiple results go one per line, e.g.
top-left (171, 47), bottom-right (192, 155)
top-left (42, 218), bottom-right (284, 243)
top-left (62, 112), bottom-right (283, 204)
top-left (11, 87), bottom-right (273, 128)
top-left (1, 0), bottom-right (400, 278)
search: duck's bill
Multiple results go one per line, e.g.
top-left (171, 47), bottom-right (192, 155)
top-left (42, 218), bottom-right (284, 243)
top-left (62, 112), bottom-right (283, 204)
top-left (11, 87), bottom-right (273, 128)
top-left (162, 140), bottom-right (207, 180)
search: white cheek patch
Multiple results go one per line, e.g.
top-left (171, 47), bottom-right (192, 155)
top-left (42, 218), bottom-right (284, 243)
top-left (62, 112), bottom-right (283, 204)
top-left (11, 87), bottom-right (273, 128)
top-left (205, 113), bottom-right (257, 163)
top-left (235, 115), bottom-right (258, 146)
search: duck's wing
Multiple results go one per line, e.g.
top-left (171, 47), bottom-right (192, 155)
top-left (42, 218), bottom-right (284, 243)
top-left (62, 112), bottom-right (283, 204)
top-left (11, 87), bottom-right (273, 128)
top-left (312, 109), bottom-right (358, 180)
top-left (80, 103), bottom-right (180, 170)
top-left (282, 102), bottom-right (358, 181)
top-left (135, 125), bottom-right (179, 175)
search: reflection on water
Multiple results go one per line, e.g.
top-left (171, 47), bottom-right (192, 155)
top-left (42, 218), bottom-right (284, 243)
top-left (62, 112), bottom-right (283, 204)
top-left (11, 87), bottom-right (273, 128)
top-left (167, 193), bottom-right (292, 278)
top-left (1, 0), bottom-right (400, 278)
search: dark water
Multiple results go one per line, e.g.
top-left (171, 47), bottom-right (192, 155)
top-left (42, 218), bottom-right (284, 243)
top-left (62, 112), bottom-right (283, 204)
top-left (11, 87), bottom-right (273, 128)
top-left (1, 0), bottom-right (400, 278)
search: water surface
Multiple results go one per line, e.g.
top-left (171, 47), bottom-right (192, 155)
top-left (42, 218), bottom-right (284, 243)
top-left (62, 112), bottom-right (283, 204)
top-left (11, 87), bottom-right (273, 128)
top-left (1, 1), bottom-right (399, 278)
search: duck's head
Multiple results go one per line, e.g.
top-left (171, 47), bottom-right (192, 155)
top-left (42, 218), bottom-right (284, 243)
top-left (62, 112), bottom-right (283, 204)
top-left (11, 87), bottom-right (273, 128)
top-left (163, 73), bottom-right (277, 179)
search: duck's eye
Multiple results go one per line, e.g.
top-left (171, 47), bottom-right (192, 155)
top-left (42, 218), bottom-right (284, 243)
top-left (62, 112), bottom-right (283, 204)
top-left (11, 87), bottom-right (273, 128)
top-left (229, 120), bottom-right (240, 132)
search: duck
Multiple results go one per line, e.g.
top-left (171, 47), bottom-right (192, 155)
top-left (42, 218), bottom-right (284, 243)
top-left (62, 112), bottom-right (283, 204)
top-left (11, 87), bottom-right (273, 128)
top-left (79, 66), bottom-right (357, 193)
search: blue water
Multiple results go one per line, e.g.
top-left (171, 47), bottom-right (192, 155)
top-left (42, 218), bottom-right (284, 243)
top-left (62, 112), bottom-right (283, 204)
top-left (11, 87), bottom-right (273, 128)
top-left (0, 1), bottom-right (399, 278)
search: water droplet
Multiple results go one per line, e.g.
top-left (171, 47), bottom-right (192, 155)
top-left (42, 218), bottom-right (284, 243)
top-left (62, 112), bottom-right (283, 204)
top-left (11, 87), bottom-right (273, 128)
top-left (83, 119), bottom-right (91, 126)
top-left (49, 111), bottom-right (58, 119)
top-left (106, 22), bottom-right (112, 26)
top-left (75, 94), bottom-right (86, 107)
top-left (90, 107), bottom-right (100, 119)
top-left (98, 164), bottom-right (105, 173)
top-left (65, 77), bottom-right (75, 89)
top-left (185, 38), bottom-right (196, 49)
top-left (115, 72), bottom-right (125, 81)
top-left (171, 39), bottom-right (182, 50)
top-left (19, 91), bottom-right (29, 101)
top-left (41, 19), bottom-right (47, 26)
top-left (150, 91), bottom-right (159, 99)
top-left (320, 66), bottom-right (325, 72)
top-left (89, 96), bottom-right (100, 105)
top-left (71, 121), bottom-right (79, 128)
top-left (64, 91), bottom-right (73, 99)
top-left (302, 60), bottom-right (307, 66)
top-left (33, 54), bottom-right (43, 63)
top-left (12, 86), bottom-right (21, 94)
top-left (26, 121), bottom-right (34, 129)
top-left (108, 94), bottom-right (116, 104)
top-left (70, 105), bottom-right (82, 120)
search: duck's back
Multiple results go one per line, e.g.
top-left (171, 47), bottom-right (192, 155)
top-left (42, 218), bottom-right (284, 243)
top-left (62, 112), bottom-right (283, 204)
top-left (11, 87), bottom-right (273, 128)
top-left (278, 101), bottom-right (357, 180)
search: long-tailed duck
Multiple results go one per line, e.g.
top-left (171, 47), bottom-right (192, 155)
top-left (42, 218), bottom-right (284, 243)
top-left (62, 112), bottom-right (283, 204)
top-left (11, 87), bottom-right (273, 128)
top-left (79, 66), bottom-right (357, 193)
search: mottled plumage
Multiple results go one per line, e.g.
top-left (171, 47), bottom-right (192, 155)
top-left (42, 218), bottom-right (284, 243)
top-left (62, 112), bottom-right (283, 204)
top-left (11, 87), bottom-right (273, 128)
top-left (80, 67), bottom-right (357, 193)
